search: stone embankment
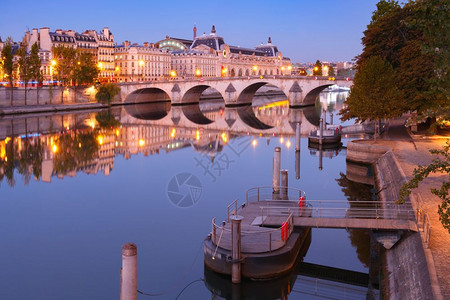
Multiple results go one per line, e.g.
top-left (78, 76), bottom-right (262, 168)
top-left (347, 140), bottom-right (440, 299)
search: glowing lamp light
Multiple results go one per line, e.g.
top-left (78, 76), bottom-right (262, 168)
top-left (252, 140), bottom-right (257, 147)
top-left (52, 144), bottom-right (58, 153)
top-left (280, 137), bottom-right (284, 143)
top-left (98, 136), bottom-right (104, 145)
top-left (170, 128), bottom-right (176, 138)
top-left (139, 139), bottom-right (145, 147)
top-left (170, 70), bottom-right (177, 77)
top-left (78, 143), bottom-right (82, 148)
top-left (139, 60), bottom-right (145, 67)
top-left (115, 66), bottom-right (120, 71)
top-left (51, 60), bottom-right (57, 66)
top-left (252, 66), bottom-right (258, 71)
top-left (221, 132), bottom-right (228, 143)
top-left (314, 66), bottom-right (319, 71)
top-left (281, 66), bottom-right (285, 71)
top-left (195, 69), bottom-right (201, 76)
top-left (116, 129), bottom-right (120, 136)
top-left (98, 62), bottom-right (103, 69)
top-left (286, 140), bottom-right (291, 148)
top-left (287, 65), bottom-right (292, 70)
top-left (196, 130), bottom-right (200, 141)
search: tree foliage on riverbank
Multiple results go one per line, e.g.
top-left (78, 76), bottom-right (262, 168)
top-left (95, 83), bottom-right (120, 105)
top-left (342, 0), bottom-right (449, 126)
top-left (399, 141), bottom-right (450, 233)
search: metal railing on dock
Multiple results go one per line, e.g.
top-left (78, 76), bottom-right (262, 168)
top-left (211, 213), bottom-right (294, 253)
top-left (246, 186), bottom-right (306, 205)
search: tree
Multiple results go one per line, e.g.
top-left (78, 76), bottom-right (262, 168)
top-left (356, 0), bottom-right (449, 127)
top-left (95, 83), bottom-right (121, 105)
top-left (313, 60), bottom-right (322, 76)
top-left (340, 56), bottom-right (403, 139)
top-left (73, 52), bottom-right (98, 86)
top-left (29, 42), bottom-right (43, 104)
top-left (399, 141), bottom-right (450, 233)
top-left (52, 45), bottom-right (76, 102)
top-left (17, 41), bottom-right (32, 105)
top-left (73, 51), bottom-right (98, 102)
top-left (2, 39), bottom-right (14, 106)
top-left (328, 65), bottom-right (335, 77)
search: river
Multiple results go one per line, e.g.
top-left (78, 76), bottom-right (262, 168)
top-left (0, 89), bottom-right (381, 299)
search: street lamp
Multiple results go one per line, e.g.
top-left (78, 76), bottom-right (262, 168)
top-left (170, 70), bottom-right (177, 78)
top-left (195, 69), bottom-right (201, 77)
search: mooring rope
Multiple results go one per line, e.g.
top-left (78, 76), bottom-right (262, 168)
top-left (137, 240), bottom-right (204, 297)
top-left (212, 226), bottom-right (225, 260)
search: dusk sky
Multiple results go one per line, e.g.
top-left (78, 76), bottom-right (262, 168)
top-left (1, 0), bottom-right (380, 63)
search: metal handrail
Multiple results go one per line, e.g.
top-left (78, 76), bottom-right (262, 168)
top-left (227, 199), bottom-right (238, 222)
top-left (416, 207), bottom-right (432, 248)
top-left (246, 186), bottom-right (306, 205)
top-left (260, 206), bottom-right (417, 221)
top-left (211, 213), bottom-right (294, 252)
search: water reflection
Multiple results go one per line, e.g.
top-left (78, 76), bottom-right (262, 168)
top-left (0, 89), bottom-right (382, 300)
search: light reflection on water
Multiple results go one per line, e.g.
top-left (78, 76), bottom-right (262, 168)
top-left (0, 90), bottom-right (378, 299)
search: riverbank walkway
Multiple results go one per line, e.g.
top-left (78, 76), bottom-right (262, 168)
top-left (378, 118), bottom-right (449, 299)
top-left (0, 102), bottom-right (107, 116)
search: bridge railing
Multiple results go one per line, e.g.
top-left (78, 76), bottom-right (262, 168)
top-left (259, 200), bottom-right (416, 221)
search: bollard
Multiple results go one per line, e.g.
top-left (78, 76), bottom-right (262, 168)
top-left (295, 150), bottom-right (300, 180)
top-left (295, 122), bottom-right (301, 152)
top-left (330, 112), bottom-right (333, 125)
top-left (273, 147), bottom-right (281, 193)
top-left (121, 243), bottom-right (137, 300)
top-left (231, 215), bottom-right (244, 284)
top-left (281, 169), bottom-right (288, 199)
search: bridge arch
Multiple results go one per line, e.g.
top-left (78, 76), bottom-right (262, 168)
top-left (124, 87), bottom-right (171, 104)
top-left (236, 82), bottom-right (288, 106)
top-left (180, 85), bottom-right (225, 125)
top-left (303, 84), bottom-right (334, 106)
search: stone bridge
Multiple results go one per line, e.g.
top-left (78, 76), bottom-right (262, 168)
top-left (118, 75), bottom-right (352, 107)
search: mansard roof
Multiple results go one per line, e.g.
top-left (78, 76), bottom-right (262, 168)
top-left (50, 33), bottom-right (75, 43)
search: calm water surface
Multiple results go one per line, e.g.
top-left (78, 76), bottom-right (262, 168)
top-left (0, 89), bottom-right (378, 299)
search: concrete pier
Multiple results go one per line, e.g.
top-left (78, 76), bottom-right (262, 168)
top-left (121, 243), bottom-right (137, 300)
top-left (272, 147), bottom-right (281, 193)
top-left (231, 215), bottom-right (244, 284)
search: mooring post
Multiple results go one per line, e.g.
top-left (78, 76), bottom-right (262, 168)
top-left (231, 215), bottom-right (244, 284)
top-left (281, 169), bottom-right (288, 199)
top-left (273, 147), bottom-right (281, 194)
top-left (295, 150), bottom-right (300, 180)
top-left (295, 122), bottom-right (301, 152)
top-left (121, 243), bottom-right (137, 300)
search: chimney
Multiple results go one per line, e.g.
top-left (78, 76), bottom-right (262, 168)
top-left (143, 42), bottom-right (149, 48)
top-left (55, 29), bottom-right (63, 34)
top-left (193, 23), bottom-right (197, 39)
top-left (268, 37), bottom-right (272, 44)
top-left (103, 27), bottom-right (110, 37)
top-left (211, 25), bottom-right (216, 34)
top-left (123, 40), bottom-right (130, 48)
top-left (66, 30), bottom-right (75, 37)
